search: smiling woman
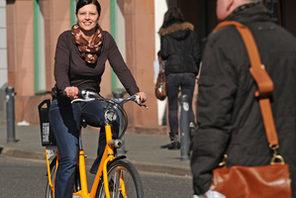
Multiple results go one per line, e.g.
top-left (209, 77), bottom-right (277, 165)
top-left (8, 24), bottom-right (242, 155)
top-left (49, 0), bottom-right (147, 197)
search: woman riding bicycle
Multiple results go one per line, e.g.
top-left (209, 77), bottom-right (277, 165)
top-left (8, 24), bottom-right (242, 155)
top-left (48, 1), bottom-right (147, 198)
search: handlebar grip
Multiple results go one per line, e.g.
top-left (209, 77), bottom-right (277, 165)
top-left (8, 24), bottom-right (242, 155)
top-left (134, 94), bottom-right (141, 104)
top-left (134, 94), bottom-right (148, 109)
top-left (77, 90), bottom-right (84, 98)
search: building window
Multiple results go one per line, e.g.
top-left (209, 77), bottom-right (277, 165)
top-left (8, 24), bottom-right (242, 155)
top-left (70, 0), bottom-right (76, 27)
top-left (33, 0), bottom-right (46, 93)
top-left (110, 0), bottom-right (125, 91)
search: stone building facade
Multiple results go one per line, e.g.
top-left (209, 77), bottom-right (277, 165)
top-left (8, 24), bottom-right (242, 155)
top-left (2, 0), bottom-right (295, 134)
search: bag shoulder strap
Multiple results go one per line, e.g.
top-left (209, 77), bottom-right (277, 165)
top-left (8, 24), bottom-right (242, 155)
top-left (214, 21), bottom-right (279, 148)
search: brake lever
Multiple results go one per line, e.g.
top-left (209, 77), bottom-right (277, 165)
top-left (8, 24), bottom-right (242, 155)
top-left (139, 103), bottom-right (148, 109)
top-left (71, 98), bottom-right (95, 103)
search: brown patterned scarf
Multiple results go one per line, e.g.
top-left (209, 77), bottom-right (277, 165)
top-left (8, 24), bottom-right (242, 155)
top-left (71, 24), bottom-right (104, 64)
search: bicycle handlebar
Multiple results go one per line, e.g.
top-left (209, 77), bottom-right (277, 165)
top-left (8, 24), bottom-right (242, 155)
top-left (71, 90), bottom-right (148, 109)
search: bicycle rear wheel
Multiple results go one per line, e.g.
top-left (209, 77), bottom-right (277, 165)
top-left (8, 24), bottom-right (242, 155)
top-left (45, 163), bottom-right (56, 198)
top-left (96, 159), bottom-right (144, 198)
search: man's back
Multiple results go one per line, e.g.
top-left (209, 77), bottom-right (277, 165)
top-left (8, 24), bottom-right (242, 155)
top-left (191, 3), bottom-right (296, 196)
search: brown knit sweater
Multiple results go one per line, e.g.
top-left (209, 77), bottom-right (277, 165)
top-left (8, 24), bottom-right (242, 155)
top-left (53, 30), bottom-right (139, 95)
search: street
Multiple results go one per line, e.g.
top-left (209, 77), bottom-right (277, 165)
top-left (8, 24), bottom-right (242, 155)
top-left (0, 156), bottom-right (193, 198)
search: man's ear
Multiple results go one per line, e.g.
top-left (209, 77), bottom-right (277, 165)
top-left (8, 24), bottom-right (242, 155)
top-left (226, 0), bottom-right (234, 11)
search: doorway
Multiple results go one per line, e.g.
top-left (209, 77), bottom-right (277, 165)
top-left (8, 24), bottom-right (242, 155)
top-left (168, 0), bottom-right (217, 48)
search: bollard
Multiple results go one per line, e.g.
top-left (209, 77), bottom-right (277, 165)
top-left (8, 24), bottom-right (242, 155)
top-left (6, 86), bottom-right (17, 143)
top-left (112, 89), bottom-right (127, 155)
top-left (180, 94), bottom-right (190, 160)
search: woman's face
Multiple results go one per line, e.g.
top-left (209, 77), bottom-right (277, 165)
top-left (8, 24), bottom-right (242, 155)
top-left (76, 4), bottom-right (99, 33)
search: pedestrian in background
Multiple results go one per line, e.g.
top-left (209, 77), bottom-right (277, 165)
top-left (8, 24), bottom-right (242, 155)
top-left (191, 0), bottom-right (296, 197)
top-left (159, 7), bottom-right (201, 150)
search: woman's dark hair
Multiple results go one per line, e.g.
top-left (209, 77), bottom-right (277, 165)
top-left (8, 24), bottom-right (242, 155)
top-left (160, 7), bottom-right (185, 28)
top-left (76, 0), bottom-right (101, 16)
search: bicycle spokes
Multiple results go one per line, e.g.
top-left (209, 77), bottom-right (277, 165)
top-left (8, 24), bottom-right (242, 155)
top-left (108, 169), bottom-right (127, 198)
top-left (108, 166), bottom-right (137, 198)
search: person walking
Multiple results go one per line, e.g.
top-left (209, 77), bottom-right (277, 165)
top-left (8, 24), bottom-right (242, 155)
top-left (159, 7), bottom-right (201, 150)
top-left (191, 0), bottom-right (296, 197)
top-left (48, 0), bottom-right (147, 197)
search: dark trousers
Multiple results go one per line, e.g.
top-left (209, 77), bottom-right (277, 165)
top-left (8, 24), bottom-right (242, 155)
top-left (167, 73), bottom-right (196, 136)
top-left (49, 98), bottom-right (118, 198)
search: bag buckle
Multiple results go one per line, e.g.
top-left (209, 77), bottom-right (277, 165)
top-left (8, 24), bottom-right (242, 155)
top-left (270, 145), bottom-right (285, 165)
top-left (218, 154), bottom-right (228, 167)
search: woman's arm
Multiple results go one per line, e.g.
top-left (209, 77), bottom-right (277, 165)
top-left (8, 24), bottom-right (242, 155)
top-left (160, 36), bottom-right (169, 60)
top-left (106, 32), bottom-right (140, 96)
top-left (54, 32), bottom-right (71, 92)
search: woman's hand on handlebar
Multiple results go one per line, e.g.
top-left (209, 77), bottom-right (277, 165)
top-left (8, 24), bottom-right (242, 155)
top-left (135, 91), bottom-right (147, 103)
top-left (64, 86), bottom-right (79, 99)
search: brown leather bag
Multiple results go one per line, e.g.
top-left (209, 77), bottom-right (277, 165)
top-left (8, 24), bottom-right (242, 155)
top-left (212, 21), bottom-right (292, 198)
top-left (155, 60), bottom-right (167, 100)
top-left (213, 164), bottom-right (291, 197)
top-left (155, 71), bottom-right (167, 100)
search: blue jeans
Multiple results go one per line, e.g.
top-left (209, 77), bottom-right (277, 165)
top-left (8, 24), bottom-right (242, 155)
top-left (166, 73), bottom-right (196, 136)
top-left (49, 98), bottom-right (118, 198)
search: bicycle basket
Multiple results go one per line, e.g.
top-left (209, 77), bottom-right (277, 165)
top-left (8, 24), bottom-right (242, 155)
top-left (38, 99), bottom-right (56, 146)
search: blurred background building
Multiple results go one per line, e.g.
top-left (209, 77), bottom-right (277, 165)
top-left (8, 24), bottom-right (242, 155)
top-left (1, 0), bottom-right (295, 133)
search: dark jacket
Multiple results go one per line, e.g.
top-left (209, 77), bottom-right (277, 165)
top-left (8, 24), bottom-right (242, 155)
top-left (159, 22), bottom-right (200, 75)
top-left (191, 4), bottom-right (296, 196)
top-left (53, 30), bottom-right (139, 95)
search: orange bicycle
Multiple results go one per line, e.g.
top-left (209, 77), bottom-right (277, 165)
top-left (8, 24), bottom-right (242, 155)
top-left (42, 90), bottom-right (147, 198)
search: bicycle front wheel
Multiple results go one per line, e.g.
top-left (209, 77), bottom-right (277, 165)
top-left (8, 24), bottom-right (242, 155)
top-left (96, 159), bottom-right (144, 198)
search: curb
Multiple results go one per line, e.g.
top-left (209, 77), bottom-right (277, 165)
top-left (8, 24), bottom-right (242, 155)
top-left (0, 146), bottom-right (191, 177)
top-left (0, 146), bottom-right (45, 160)
top-left (132, 161), bottom-right (191, 176)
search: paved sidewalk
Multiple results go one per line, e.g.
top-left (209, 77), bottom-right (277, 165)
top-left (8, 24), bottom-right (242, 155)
top-left (0, 123), bottom-right (191, 176)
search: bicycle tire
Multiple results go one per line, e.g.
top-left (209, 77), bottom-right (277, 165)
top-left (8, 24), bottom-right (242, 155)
top-left (96, 159), bottom-right (144, 198)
